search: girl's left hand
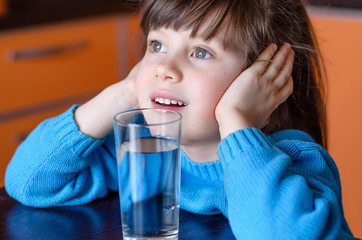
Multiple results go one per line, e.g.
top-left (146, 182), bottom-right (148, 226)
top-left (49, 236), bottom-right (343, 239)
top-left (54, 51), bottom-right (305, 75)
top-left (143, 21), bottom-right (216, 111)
top-left (215, 43), bottom-right (294, 139)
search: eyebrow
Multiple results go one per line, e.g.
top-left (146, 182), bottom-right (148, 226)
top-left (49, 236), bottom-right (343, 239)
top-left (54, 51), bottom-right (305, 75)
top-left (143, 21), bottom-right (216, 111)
top-left (148, 28), bottom-right (225, 49)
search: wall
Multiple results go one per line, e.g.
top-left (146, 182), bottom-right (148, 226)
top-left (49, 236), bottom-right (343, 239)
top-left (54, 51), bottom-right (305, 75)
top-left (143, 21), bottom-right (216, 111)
top-left (309, 6), bottom-right (362, 238)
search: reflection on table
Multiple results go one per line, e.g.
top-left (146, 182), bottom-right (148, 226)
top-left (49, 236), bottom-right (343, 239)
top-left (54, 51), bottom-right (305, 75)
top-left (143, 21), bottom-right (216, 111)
top-left (0, 188), bottom-right (235, 239)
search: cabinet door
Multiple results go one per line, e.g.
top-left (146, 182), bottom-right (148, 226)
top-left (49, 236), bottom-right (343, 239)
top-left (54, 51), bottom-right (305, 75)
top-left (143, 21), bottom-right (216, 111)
top-left (310, 8), bottom-right (362, 237)
top-left (0, 14), bottom-right (144, 187)
top-left (0, 16), bottom-right (123, 113)
top-left (0, 103), bottom-right (83, 188)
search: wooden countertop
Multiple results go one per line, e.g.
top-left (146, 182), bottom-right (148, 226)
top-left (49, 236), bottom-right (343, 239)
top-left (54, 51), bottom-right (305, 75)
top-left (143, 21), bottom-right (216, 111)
top-left (0, 0), bottom-right (140, 31)
top-left (1, 0), bottom-right (362, 32)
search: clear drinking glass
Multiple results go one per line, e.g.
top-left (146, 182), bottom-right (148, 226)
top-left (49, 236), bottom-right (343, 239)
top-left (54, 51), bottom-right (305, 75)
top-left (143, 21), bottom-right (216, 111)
top-left (114, 108), bottom-right (182, 240)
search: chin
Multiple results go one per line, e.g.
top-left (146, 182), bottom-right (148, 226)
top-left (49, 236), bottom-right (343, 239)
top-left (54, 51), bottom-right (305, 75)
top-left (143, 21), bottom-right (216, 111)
top-left (180, 131), bottom-right (220, 146)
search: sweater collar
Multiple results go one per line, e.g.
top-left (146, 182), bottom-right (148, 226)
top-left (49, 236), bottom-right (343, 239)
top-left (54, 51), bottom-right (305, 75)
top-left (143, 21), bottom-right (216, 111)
top-left (181, 150), bottom-right (224, 183)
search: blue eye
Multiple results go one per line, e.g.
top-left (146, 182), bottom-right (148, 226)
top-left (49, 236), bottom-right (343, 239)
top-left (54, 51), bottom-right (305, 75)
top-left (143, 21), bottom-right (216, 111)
top-left (150, 41), bottom-right (166, 53)
top-left (193, 47), bottom-right (212, 59)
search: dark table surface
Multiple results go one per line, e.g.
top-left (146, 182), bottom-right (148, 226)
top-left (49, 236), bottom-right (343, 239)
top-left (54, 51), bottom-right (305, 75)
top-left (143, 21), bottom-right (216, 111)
top-left (0, 188), bottom-right (235, 240)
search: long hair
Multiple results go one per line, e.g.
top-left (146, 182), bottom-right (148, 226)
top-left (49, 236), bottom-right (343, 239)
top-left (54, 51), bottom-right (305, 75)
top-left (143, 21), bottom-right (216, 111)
top-left (139, 0), bottom-right (328, 148)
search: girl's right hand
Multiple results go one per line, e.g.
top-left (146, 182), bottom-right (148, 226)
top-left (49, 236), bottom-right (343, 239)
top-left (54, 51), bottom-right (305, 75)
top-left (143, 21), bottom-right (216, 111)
top-left (74, 63), bottom-right (140, 139)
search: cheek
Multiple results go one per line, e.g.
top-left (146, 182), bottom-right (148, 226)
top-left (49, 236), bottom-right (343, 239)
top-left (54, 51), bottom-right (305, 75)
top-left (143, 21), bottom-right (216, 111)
top-left (185, 86), bottom-right (227, 138)
top-left (135, 63), bottom-right (154, 96)
top-left (191, 72), bottom-right (237, 131)
top-left (192, 73), bottom-right (234, 110)
top-left (136, 62), bottom-right (151, 83)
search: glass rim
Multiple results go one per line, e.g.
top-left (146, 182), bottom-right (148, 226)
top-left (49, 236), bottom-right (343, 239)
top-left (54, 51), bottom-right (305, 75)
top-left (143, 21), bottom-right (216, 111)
top-left (113, 108), bottom-right (182, 127)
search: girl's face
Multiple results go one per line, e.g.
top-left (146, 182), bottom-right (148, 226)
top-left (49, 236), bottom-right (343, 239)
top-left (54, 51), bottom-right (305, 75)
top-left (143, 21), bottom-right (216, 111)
top-left (135, 23), bottom-right (245, 155)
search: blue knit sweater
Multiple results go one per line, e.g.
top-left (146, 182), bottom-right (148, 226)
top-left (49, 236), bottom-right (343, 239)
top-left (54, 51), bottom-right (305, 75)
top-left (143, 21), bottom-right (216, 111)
top-left (5, 106), bottom-right (357, 239)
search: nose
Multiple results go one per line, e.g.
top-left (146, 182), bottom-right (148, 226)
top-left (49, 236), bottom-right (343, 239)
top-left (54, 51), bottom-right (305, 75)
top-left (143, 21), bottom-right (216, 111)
top-left (154, 59), bottom-right (182, 83)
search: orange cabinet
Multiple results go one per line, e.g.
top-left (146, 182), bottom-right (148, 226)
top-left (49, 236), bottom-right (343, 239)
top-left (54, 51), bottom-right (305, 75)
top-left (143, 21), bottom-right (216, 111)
top-left (310, 7), bottom-right (362, 238)
top-left (0, 13), bottom-right (143, 187)
top-left (0, 0), bottom-right (6, 16)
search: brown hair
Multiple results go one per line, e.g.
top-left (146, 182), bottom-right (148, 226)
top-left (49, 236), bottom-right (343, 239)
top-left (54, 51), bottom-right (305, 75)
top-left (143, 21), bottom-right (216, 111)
top-left (139, 0), bottom-right (328, 148)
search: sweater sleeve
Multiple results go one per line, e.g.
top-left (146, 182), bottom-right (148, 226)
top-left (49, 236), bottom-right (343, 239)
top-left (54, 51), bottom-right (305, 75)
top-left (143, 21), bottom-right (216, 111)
top-left (5, 105), bottom-right (116, 208)
top-left (218, 128), bottom-right (355, 240)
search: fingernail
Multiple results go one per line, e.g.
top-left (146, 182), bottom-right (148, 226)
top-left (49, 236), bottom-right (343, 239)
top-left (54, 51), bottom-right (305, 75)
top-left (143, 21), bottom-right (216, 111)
top-left (284, 43), bottom-right (291, 52)
top-left (272, 43), bottom-right (278, 51)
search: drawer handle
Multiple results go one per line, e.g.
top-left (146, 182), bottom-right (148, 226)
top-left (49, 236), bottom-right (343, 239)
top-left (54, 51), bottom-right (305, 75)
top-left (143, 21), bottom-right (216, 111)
top-left (7, 40), bottom-right (89, 61)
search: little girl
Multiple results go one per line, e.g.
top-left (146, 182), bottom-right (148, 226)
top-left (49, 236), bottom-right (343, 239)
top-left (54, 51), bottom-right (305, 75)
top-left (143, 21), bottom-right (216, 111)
top-left (5, 0), bottom-right (357, 239)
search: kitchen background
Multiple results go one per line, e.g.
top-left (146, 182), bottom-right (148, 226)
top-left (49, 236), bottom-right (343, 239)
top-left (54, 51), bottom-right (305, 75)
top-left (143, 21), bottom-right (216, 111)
top-left (0, 0), bottom-right (361, 238)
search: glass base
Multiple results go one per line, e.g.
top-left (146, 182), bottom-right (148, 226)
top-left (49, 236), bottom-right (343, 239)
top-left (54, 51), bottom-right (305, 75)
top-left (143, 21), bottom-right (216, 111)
top-left (123, 233), bottom-right (178, 240)
top-left (123, 235), bottom-right (178, 240)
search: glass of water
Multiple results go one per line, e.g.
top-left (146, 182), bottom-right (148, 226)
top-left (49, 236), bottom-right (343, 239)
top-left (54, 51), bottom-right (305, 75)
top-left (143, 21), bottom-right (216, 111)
top-left (114, 108), bottom-right (182, 240)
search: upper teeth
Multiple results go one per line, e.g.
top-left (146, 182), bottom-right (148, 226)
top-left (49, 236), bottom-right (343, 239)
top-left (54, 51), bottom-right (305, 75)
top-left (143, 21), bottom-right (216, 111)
top-left (155, 97), bottom-right (187, 106)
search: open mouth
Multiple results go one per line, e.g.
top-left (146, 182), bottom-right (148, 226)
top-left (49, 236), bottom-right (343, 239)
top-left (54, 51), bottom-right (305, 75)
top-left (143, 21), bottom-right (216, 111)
top-left (153, 97), bottom-right (188, 107)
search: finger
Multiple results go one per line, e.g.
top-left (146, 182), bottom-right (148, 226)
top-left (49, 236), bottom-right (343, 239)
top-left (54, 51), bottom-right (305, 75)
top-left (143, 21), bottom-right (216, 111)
top-left (263, 43), bottom-right (292, 81)
top-left (272, 49), bottom-right (295, 89)
top-left (251, 43), bottom-right (278, 74)
top-left (277, 75), bottom-right (294, 104)
top-left (267, 76), bottom-right (293, 117)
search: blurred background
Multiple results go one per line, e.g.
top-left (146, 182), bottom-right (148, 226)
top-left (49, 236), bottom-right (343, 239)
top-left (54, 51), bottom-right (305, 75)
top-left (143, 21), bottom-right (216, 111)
top-left (0, 0), bottom-right (361, 238)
